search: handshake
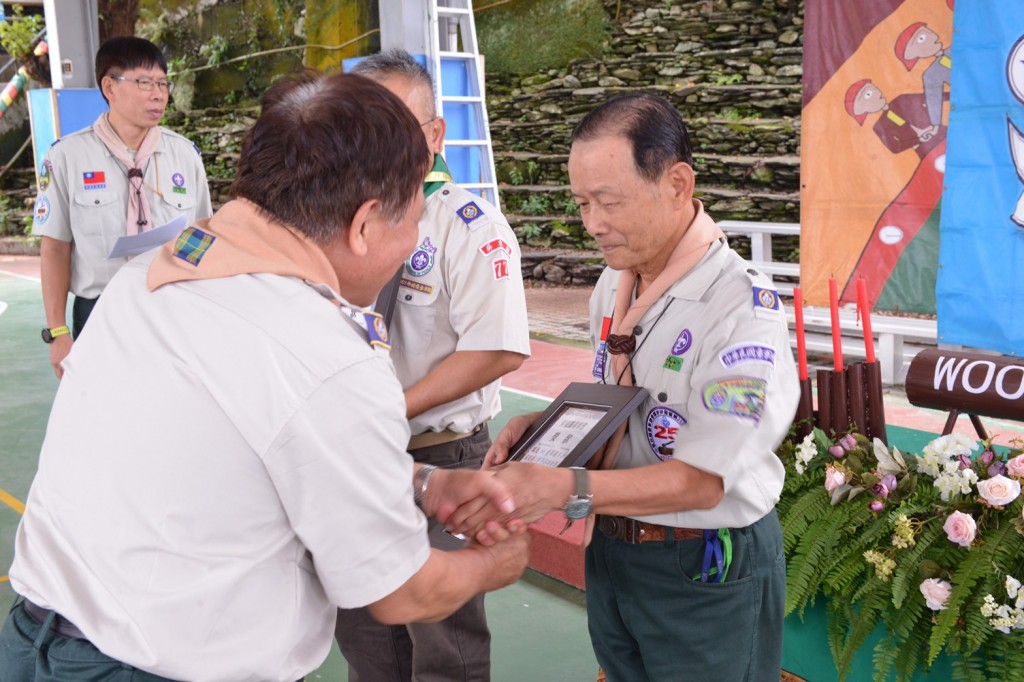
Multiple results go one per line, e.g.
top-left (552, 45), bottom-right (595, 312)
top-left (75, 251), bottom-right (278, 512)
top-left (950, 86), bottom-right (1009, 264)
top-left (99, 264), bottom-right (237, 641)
top-left (416, 413), bottom-right (574, 590)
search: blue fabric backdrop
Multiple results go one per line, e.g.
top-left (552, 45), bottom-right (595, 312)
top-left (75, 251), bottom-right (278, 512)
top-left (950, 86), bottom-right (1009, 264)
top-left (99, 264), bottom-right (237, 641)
top-left (937, 5), bottom-right (1024, 356)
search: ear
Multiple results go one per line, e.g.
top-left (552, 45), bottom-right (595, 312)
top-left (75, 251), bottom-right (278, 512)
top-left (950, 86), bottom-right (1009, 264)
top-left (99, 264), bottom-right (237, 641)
top-left (101, 76), bottom-right (116, 103)
top-left (427, 117), bottom-right (447, 156)
top-left (346, 198), bottom-right (382, 257)
top-left (665, 161), bottom-right (695, 208)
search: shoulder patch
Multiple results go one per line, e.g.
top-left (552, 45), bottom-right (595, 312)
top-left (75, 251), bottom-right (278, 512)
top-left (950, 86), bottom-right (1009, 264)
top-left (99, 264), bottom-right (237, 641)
top-left (173, 227), bottom-right (216, 265)
top-left (457, 201), bottom-right (482, 225)
top-left (752, 286), bottom-right (781, 314)
top-left (702, 377), bottom-right (767, 423)
top-left (38, 160), bottom-right (54, 192)
top-left (479, 238), bottom-right (511, 257)
top-left (33, 196), bottom-right (51, 225)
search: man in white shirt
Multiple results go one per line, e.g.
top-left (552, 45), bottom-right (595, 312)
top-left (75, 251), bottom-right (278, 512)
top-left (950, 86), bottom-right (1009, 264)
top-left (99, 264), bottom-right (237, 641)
top-left (0, 70), bottom-right (529, 682)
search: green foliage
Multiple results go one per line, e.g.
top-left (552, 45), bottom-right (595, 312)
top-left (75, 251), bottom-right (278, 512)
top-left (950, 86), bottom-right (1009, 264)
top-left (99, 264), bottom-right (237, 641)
top-left (519, 223), bottom-right (545, 240)
top-left (519, 194), bottom-right (550, 215)
top-left (476, 0), bottom-right (607, 75)
top-left (780, 430), bottom-right (1024, 680)
top-left (711, 71), bottom-right (744, 86)
top-left (200, 34), bottom-right (231, 67)
top-left (0, 5), bottom-right (44, 60)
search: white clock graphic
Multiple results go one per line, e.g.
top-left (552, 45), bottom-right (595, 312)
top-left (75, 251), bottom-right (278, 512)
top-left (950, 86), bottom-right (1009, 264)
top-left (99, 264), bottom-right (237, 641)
top-left (1009, 35), bottom-right (1024, 105)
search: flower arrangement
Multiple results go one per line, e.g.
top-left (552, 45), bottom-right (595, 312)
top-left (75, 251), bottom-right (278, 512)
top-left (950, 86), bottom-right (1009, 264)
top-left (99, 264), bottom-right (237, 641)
top-left (777, 428), bottom-right (1024, 681)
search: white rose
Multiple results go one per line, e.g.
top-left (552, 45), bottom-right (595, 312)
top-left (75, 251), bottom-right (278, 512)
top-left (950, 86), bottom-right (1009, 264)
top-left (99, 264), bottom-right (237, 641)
top-left (977, 474), bottom-right (1022, 507)
top-left (920, 578), bottom-right (952, 611)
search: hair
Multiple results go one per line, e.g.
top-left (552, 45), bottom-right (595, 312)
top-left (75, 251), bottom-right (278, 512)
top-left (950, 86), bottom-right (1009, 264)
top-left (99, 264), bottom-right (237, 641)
top-left (95, 37), bottom-right (168, 104)
top-left (349, 49), bottom-right (436, 118)
top-left (571, 93), bottom-right (694, 182)
top-left (230, 71), bottom-right (429, 246)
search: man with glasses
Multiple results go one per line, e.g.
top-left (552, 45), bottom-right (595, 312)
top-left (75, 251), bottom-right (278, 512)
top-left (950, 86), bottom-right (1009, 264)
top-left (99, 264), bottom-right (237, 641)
top-left (335, 50), bottom-right (530, 682)
top-left (32, 36), bottom-right (212, 378)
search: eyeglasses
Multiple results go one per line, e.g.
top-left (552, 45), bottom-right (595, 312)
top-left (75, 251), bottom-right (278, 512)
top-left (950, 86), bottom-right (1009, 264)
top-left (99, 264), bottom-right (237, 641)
top-left (419, 116), bottom-right (439, 128)
top-left (110, 75), bottom-right (175, 94)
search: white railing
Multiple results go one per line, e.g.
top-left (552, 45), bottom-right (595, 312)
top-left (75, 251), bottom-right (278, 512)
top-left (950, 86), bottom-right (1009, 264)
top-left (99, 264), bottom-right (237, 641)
top-left (720, 221), bottom-right (937, 385)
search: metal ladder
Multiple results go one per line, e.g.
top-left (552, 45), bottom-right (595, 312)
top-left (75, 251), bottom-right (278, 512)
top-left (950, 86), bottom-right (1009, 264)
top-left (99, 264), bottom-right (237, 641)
top-left (425, 0), bottom-right (501, 208)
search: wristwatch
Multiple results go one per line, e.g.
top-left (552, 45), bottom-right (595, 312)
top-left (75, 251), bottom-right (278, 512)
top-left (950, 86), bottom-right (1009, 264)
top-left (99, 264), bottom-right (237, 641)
top-left (562, 467), bottom-right (593, 521)
top-left (41, 326), bottom-right (70, 344)
top-left (413, 464), bottom-right (437, 509)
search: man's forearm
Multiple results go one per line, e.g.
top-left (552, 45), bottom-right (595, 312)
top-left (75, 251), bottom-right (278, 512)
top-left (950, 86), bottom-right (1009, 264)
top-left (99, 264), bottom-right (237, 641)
top-left (39, 236), bottom-right (72, 327)
top-left (404, 350), bottom-right (525, 419)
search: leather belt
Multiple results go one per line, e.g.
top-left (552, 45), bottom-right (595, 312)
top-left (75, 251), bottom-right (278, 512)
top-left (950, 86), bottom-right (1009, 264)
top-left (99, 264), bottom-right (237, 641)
top-left (409, 423), bottom-right (484, 451)
top-left (597, 514), bottom-right (704, 544)
top-left (22, 599), bottom-right (88, 640)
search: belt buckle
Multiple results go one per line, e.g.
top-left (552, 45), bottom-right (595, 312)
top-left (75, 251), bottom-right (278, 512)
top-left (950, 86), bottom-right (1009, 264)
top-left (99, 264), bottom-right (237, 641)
top-left (626, 518), bottom-right (640, 543)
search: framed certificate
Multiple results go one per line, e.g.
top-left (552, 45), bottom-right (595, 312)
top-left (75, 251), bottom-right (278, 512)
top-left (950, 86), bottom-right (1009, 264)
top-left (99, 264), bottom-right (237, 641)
top-left (508, 383), bottom-right (649, 468)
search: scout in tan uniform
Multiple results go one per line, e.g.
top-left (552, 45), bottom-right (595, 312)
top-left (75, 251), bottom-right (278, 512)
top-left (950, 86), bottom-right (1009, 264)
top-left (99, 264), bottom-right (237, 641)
top-left (1, 70), bottom-right (529, 682)
top-left (334, 50), bottom-right (531, 682)
top-left (32, 37), bottom-right (212, 378)
top-left (487, 94), bottom-right (799, 681)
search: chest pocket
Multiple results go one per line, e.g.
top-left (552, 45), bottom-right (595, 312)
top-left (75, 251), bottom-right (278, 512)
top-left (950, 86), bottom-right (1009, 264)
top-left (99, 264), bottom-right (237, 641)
top-left (72, 188), bottom-right (123, 235)
top-left (157, 186), bottom-right (196, 215)
top-left (393, 277), bottom-right (441, 353)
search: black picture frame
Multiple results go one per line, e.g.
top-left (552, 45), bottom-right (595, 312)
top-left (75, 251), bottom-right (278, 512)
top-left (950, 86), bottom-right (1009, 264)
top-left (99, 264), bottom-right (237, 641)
top-left (507, 383), bottom-right (649, 468)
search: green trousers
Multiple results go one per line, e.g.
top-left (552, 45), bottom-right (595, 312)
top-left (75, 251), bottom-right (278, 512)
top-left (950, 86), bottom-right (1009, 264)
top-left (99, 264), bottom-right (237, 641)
top-left (585, 509), bottom-right (786, 682)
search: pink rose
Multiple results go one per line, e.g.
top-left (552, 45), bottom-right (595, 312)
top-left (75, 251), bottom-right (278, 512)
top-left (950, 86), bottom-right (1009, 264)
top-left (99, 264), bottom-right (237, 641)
top-left (943, 511), bottom-right (977, 547)
top-left (868, 499), bottom-right (885, 512)
top-left (840, 434), bottom-right (858, 451)
top-left (977, 474), bottom-right (1022, 507)
top-left (1006, 455), bottom-right (1024, 479)
top-left (920, 578), bottom-right (952, 611)
top-left (824, 465), bottom-right (846, 494)
top-left (829, 445), bottom-right (845, 459)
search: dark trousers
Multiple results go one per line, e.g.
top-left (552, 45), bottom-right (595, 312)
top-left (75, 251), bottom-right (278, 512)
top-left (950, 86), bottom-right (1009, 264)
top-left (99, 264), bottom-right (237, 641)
top-left (586, 509), bottom-right (786, 682)
top-left (72, 296), bottom-right (99, 339)
top-left (335, 427), bottom-right (492, 682)
top-left (0, 600), bottom-right (180, 682)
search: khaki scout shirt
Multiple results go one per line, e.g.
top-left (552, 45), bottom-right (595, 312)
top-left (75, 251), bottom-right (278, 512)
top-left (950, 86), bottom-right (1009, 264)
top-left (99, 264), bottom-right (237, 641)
top-left (390, 183), bottom-right (531, 435)
top-left (11, 249), bottom-right (428, 682)
top-left (589, 239), bottom-right (799, 529)
top-left (31, 125), bottom-right (212, 299)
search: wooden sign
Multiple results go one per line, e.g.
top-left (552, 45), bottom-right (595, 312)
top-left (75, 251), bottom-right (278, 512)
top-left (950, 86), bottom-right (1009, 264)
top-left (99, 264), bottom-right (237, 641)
top-left (905, 349), bottom-right (1024, 422)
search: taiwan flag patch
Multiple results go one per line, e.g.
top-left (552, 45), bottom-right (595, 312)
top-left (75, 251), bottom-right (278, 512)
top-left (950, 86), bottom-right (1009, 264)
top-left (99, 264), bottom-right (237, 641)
top-left (83, 171), bottom-right (106, 190)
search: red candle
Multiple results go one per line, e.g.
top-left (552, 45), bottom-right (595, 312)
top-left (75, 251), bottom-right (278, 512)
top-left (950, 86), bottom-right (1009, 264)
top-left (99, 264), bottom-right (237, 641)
top-left (857, 278), bottom-right (876, 364)
top-left (829, 278), bottom-right (844, 372)
top-left (794, 286), bottom-right (809, 381)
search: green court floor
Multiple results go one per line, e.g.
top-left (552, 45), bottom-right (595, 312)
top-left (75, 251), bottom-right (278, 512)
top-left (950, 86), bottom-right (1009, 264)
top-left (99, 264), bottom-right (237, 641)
top-left (0, 271), bottom-right (600, 680)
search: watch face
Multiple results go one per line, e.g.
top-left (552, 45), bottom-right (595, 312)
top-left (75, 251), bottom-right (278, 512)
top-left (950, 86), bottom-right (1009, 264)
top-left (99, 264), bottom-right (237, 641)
top-left (41, 328), bottom-right (52, 343)
top-left (564, 497), bottom-right (593, 520)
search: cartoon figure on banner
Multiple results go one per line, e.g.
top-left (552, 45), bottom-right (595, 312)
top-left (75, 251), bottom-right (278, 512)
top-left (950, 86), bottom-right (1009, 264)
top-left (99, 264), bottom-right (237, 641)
top-left (844, 79), bottom-right (946, 158)
top-left (895, 22), bottom-right (952, 136)
top-left (1007, 34), bottom-right (1024, 228)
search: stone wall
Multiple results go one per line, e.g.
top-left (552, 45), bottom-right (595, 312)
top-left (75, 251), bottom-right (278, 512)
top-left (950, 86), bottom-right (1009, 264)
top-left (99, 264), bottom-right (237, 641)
top-left (1, 0), bottom-right (805, 277)
top-left (489, 0), bottom-right (804, 268)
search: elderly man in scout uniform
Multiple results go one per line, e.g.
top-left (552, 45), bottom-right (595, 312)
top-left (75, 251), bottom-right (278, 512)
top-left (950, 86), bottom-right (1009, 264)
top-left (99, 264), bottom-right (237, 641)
top-left (1, 71), bottom-right (530, 682)
top-left (486, 93), bottom-right (799, 681)
top-left (334, 50), bottom-right (531, 682)
top-left (32, 36), bottom-right (212, 378)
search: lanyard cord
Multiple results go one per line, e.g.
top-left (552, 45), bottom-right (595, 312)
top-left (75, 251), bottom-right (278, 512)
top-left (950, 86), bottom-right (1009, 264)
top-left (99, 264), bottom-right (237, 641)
top-left (603, 296), bottom-right (675, 385)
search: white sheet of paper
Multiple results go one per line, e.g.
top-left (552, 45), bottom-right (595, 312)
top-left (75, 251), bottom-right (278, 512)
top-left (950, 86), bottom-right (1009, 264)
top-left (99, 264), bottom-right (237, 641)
top-left (107, 214), bottom-right (188, 259)
top-left (520, 406), bottom-right (606, 467)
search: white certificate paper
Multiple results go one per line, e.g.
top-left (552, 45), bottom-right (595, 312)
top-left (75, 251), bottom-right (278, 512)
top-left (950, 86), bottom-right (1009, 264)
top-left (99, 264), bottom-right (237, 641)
top-left (519, 406), bottom-right (606, 467)
top-left (107, 214), bottom-right (188, 259)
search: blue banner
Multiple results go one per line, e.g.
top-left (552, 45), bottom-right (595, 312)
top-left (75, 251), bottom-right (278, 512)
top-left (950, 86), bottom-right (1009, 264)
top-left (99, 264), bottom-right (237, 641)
top-left (937, 5), bottom-right (1024, 356)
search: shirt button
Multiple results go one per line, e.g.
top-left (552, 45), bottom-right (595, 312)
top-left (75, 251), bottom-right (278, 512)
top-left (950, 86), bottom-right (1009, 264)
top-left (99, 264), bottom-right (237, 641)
top-left (747, 268), bottom-right (759, 276)
top-left (632, 325), bottom-right (643, 336)
top-left (94, 200), bottom-right (99, 205)
top-left (658, 392), bottom-right (668, 402)
top-left (442, 189), bottom-right (450, 195)
top-left (405, 294), bottom-right (412, 301)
